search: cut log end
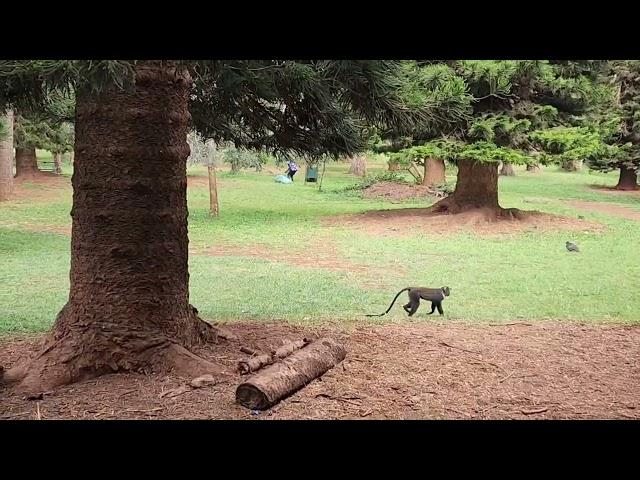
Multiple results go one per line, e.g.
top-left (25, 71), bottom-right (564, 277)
top-left (236, 384), bottom-right (271, 410)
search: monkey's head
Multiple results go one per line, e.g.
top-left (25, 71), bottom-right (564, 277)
top-left (442, 287), bottom-right (450, 297)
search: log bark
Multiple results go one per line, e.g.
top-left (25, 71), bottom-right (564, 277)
top-left (236, 337), bottom-right (347, 410)
top-left (615, 165), bottom-right (639, 191)
top-left (237, 338), bottom-right (310, 374)
top-left (238, 354), bottom-right (273, 375)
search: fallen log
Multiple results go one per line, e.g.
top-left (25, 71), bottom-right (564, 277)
top-left (238, 354), bottom-right (273, 375)
top-left (237, 338), bottom-right (311, 374)
top-left (236, 337), bottom-right (347, 410)
top-left (271, 338), bottom-right (310, 359)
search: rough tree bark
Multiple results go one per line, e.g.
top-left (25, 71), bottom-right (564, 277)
top-left (562, 159), bottom-right (582, 172)
top-left (615, 165), bottom-right (639, 190)
top-left (349, 155), bottom-right (367, 176)
top-left (53, 152), bottom-right (63, 174)
top-left (526, 163), bottom-right (541, 172)
top-left (4, 61), bottom-right (228, 394)
top-left (15, 146), bottom-right (40, 177)
top-left (0, 110), bottom-right (14, 201)
top-left (428, 159), bottom-right (523, 219)
top-left (422, 158), bottom-right (446, 186)
top-left (500, 162), bottom-right (515, 176)
top-left (207, 164), bottom-right (219, 216)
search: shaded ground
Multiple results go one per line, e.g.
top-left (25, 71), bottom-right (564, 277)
top-left (567, 200), bottom-right (640, 222)
top-left (324, 208), bottom-right (604, 238)
top-left (1, 321), bottom-right (638, 420)
top-left (362, 181), bottom-right (443, 202)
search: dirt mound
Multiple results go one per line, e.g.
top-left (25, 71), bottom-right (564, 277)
top-left (323, 208), bottom-right (603, 238)
top-left (362, 181), bottom-right (444, 202)
top-left (1, 321), bottom-right (638, 419)
top-left (567, 200), bottom-right (640, 222)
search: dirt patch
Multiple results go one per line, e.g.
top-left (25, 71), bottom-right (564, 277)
top-left (590, 184), bottom-right (640, 196)
top-left (1, 321), bottom-right (638, 419)
top-left (12, 174), bottom-right (70, 202)
top-left (362, 181), bottom-right (444, 202)
top-left (567, 200), bottom-right (640, 222)
top-left (194, 241), bottom-right (400, 288)
top-left (323, 208), bottom-right (603, 238)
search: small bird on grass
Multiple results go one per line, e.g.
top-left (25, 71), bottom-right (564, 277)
top-left (565, 241), bottom-right (580, 252)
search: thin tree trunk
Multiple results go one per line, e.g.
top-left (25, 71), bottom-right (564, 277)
top-left (0, 110), bottom-right (14, 201)
top-left (562, 159), bottom-right (582, 172)
top-left (526, 163), bottom-right (540, 172)
top-left (349, 155), bottom-right (367, 176)
top-left (615, 165), bottom-right (639, 191)
top-left (422, 158), bottom-right (446, 186)
top-left (53, 152), bottom-right (63, 175)
top-left (428, 159), bottom-right (523, 219)
top-left (5, 61), bottom-right (227, 394)
top-left (68, 151), bottom-right (74, 165)
top-left (500, 162), bottom-right (515, 176)
top-left (15, 146), bottom-right (40, 177)
top-left (208, 164), bottom-right (219, 216)
top-left (388, 161), bottom-right (401, 172)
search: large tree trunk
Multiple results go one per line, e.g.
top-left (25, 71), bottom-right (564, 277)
top-left (428, 159), bottom-right (523, 219)
top-left (562, 159), bottom-right (582, 172)
top-left (208, 164), bottom-right (219, 216)
top-left (500, 162), bottom-right (515, 176)
top-left (15, 146), bottom-right (40, 177)
top-left (422, 158), bottom-right (446, 186)
top-left (0, 110), bottom-right (14, 201)
top-left (526, 163), bottom-right (540, 173)
top-left (349, 155), bottom-right (367, 176)
top-left (53, 152), bottom-right (63, 175)
top-left (615, 165), bottom-right (639, 191)
top-left (4, 61), bottom-right (227, 394)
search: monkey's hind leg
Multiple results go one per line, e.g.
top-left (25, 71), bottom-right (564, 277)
top-left (426, 302), bottom-right (436, 315)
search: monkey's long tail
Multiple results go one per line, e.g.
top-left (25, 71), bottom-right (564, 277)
top-left (364, 288), bottom-right (410, 317)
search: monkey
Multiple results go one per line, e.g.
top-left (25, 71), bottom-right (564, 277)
top-left (366, 287), bottom-right (450, 317)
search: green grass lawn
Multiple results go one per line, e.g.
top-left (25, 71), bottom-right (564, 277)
top-left (1, 155), bottom-right (639, 335)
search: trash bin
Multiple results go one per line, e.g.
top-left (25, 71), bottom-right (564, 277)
top-left (305, 165), bottom-right (318, 183)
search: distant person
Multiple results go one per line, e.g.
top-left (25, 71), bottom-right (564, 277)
top-left (286, 160), bottom-right (299, 181)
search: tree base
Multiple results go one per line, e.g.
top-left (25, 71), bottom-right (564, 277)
top-left (427, 195), bottom-right (527, 221)
top-left (615, 166), bottom-right (639, 191)
top-left (3, 308), bottom-right (235, 394)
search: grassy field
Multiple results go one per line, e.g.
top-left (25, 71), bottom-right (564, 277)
top-left (1, 152), bottom-right (639, 335)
